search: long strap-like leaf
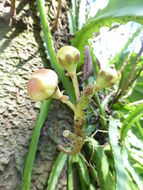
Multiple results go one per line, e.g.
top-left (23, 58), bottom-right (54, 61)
top-left (36, 0), bottom-right (76, 104)
top-left (109, 117), bottom-right (127, 190)
top-left (46, 152), bottom-right (68, 190)
top-left (21, 100), bottom-right (51, 190)
top-left (87, 137), bottom-right (112, 190)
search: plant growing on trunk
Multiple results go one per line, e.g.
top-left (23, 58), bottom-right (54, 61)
top-left (21, 0), bottom-right (143, 190)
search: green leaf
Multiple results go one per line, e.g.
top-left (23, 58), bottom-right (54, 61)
top-left (68, 156), bottom-right (73, 190)
top-left (46, 152), bottom-right (68, 190)
top-left (109, 117), bottom-right (127, 190)
top-left (96, 0), bottom-right (143, 18)
top-left (36, 0), bottom-right (76, 104)
top-left (128, 72), bottom-right (143, 102)
top-left (87, 137), bottom-right (112, 190)
top-left (72, 0), bottom-right (143, 69)
top-left (21, 100), bottom-right (51, 190)
top-left (126, 171), bottom-right (137, 190)
top-left (120, 104), bottom-right (143, 141)
top-left (89, 184), bottom-right (97, 190)
top-left (77, 153), bottom-right (90, 186)
top-left (123, 148), bottom-right (143, 190)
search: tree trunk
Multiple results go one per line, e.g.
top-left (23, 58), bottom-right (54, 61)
top-left (0, 0), bottom-right (72, 189)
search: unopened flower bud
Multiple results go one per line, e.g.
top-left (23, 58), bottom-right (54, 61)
top-left (95, 67), bottom-right (119, 90)
top-left (57, 46), bottom-right (80, 75)
top-left (27, 69), bottom-right (58, 101)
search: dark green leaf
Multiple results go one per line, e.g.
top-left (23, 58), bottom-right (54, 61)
top-left (77, 153), bottom-right (90, 186)
top-left (46, 152), bottom-right (68, 190)
top-left (87, 137), bottom-right (112, 190)
top-left (68, 156), bottom-right (73, 190)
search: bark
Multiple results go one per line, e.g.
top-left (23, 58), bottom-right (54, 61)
top-left (0, 0), bottom-right (73, 189)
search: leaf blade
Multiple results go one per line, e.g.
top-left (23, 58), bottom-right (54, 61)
top-left (109, 117), bottom-right (127, 190)
top-left (21, 100), bottom-right (51, 190)
top-left (46, 152), bottom-right (68, 190)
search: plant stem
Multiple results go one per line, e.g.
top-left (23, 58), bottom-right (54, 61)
top-left (53, 87), bottom-right (76, 112)
top-left (61, 98), bottom-right (76, 112)
top-left (94, 93), bottom-right (106, 129)
top-left (71, 74), bottom-right (80, 100)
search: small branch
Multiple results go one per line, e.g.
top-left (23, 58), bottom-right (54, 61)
top-left (61, 97), bottom-right (76, 112)
top-left (51, 0), bottom-right (61, 33)
top-left (9, 0), bottom-right (16, 27)
top-left (57, 139), bottom-right (84, 155)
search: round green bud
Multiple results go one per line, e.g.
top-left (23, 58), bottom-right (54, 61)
top-left (95, 67), bottom-right (119, 90)
top-left (27, 69), bottom-right (58, 101)
top-left (57, 46), bottom-right (80, 75)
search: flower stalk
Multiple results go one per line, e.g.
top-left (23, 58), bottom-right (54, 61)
top-left (70, 74), bottom-right (80, 100)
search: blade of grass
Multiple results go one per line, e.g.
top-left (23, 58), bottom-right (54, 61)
top-left (21, 100), bottom-right (51, 190)
top-left (46, 152), bottom-right (68, 190)
top-left (36, 0), bottom-right (76, 104)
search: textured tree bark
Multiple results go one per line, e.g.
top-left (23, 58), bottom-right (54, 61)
top-left (0, 1), bottom-right (72, 189)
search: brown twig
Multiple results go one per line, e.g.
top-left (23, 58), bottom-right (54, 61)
top-left (9, 0), bottom-right (16, 27)
top-left (51, 0), bottom-right (61, 33)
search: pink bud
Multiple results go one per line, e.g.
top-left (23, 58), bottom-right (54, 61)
top-left (27, 69), bottom-right (58, 101)
top-left (57, 46), bottom-right (80, 75)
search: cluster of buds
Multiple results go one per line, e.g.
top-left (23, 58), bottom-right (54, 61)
top-left (27, 46), bottom-right (80, 103)
top-left (27, 45), bottom-right (119, 155)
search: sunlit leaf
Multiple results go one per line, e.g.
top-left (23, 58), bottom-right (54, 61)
top-left (123, 148), bottom-right (143, 190)
top-left (120, 104), bottom-right (143, 141)
top-left (109, 117), bottom-right (127, 190)
top-left (72, 0), bottom-right (143, 69)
